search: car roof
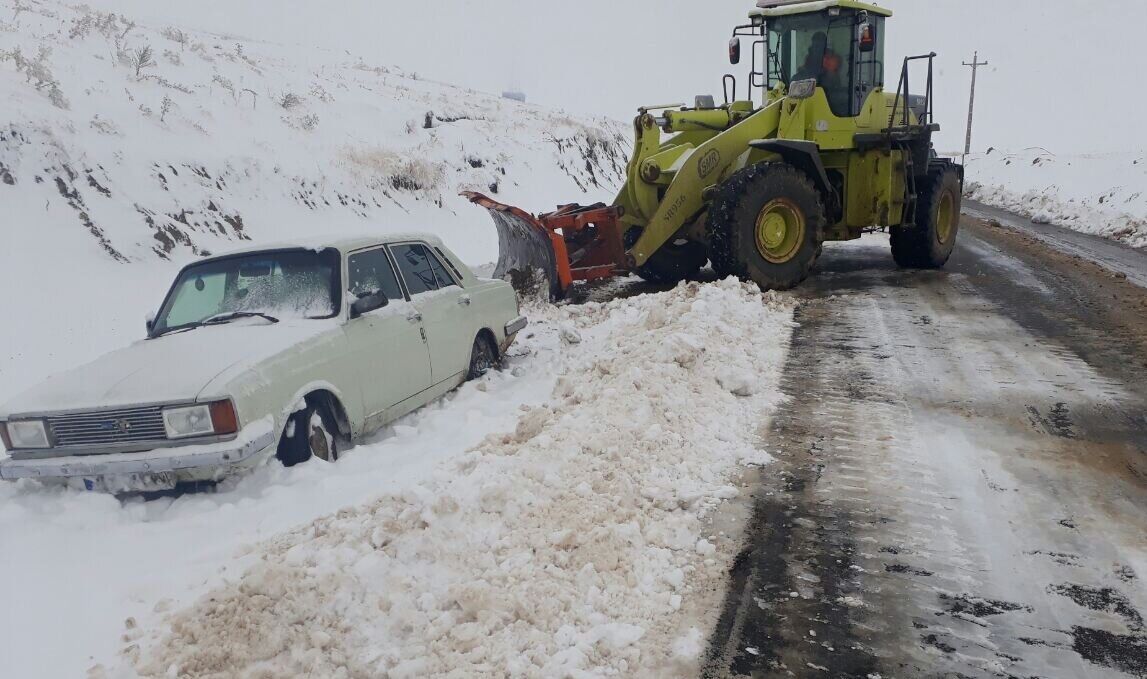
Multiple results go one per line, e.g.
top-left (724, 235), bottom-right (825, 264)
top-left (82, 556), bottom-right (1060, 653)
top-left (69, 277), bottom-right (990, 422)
top-left (202, 232), bottom-right (449, 260)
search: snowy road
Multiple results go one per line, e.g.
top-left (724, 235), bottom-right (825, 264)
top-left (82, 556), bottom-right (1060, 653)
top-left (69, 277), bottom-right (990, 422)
top-left (965, 200), bottom-right (1147, 290)
top-left (703, 218), bottom-right (1147, 678)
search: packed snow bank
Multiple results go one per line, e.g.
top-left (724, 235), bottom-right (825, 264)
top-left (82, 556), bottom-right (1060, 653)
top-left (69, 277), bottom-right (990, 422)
top-left (965, 149), bottom-right (1147, 249)
top-left (124, 280), bottom-right (794, 678)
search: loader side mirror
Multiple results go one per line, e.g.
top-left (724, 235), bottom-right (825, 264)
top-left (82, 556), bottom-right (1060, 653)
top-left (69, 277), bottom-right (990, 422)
top-left (859, 21), bottom-right (876, 53)
top-left (729, 37), bottom-right (742, 65)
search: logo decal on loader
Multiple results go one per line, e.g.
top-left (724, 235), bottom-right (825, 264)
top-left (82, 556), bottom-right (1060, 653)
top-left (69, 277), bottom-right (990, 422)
top-left (698, 149), bottom-right (722, 179)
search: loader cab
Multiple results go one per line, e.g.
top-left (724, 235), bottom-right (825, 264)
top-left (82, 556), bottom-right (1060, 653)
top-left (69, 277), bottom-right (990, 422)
top-left (751, 3), bottom-right (888, 118)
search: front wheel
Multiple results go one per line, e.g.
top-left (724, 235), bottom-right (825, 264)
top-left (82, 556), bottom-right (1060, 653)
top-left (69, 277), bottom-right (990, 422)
top-left (891, 166), bottom-right (961, 268)
top-left (707, 163), bottom-right (826, 291)
top-left (277, 403), bottom-right (341, 467)
top-left (632, 236), bottom-right (708, 285)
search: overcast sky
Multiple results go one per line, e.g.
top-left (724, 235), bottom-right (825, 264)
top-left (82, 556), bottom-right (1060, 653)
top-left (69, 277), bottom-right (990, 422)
top-left (88, 0), bottom-right (1145, 154)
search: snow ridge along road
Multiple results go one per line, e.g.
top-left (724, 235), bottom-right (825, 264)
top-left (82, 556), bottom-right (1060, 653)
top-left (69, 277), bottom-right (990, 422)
top-left (704, 222), bottom-right (1147, 678)
top-left (110, 281), bottom-right (795, 678)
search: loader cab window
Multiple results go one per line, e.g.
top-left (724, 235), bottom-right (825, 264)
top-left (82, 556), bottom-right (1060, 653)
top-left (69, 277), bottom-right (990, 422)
top-left (767, 10), bottom-right (883, 118)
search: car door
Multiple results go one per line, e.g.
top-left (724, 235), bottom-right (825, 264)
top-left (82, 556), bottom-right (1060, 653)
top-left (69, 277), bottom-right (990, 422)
top-left (389, 242), bottom-right (472, 385)
top-left (343, 246), bottom-right (432, 430)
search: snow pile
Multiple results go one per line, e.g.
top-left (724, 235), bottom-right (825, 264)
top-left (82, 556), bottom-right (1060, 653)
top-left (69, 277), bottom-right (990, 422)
top-left (130, 280), bottom-right (795, 678)
top-left (965, 149), bottom-right (1147, 249)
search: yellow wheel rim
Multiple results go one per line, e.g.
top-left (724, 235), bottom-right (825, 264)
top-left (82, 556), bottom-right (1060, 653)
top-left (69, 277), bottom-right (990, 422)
top-left (936, 191), bottom-right (955, 244)
top-left (755, 198), bottom-right (806, 264)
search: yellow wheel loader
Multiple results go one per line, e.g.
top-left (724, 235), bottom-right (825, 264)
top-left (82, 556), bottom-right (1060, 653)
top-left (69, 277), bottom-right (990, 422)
top-left (466, 0), bottom-right (963, 299)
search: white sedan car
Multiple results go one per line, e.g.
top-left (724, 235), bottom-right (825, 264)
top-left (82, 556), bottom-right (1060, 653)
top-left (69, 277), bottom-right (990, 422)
top-left (0, 233), bottom-right (526, 492)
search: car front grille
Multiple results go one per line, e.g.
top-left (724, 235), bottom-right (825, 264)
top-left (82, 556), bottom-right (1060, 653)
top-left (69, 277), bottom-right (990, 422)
top-left (47, 406), bottom-right (168, 448)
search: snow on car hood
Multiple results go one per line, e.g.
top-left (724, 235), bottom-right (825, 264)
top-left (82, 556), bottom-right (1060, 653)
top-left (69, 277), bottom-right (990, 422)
top-left (1, 320), bottom-right (336, 416)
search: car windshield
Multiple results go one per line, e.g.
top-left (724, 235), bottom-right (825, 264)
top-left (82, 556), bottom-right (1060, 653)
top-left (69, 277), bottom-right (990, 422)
top-left (152, 249), bottom-right (341, 335)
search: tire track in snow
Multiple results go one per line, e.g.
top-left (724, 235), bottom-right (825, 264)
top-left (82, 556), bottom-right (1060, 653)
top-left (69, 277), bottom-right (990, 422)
top-left (705, 229), bottom-right (1147, 678)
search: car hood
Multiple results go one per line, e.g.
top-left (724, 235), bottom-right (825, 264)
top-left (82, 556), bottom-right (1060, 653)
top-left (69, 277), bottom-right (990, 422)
top-left (2, 320), bottom-right (336, 417)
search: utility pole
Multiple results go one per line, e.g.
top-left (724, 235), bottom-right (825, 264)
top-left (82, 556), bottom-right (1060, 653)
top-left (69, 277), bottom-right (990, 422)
top-left (962, 51), bottom-right (988, 161)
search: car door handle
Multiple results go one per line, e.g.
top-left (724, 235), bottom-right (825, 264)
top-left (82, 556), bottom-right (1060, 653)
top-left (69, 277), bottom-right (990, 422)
top-left (458, 295), bottom-right (472, 306)
top-left (406, 311), bottom-right (422, 323)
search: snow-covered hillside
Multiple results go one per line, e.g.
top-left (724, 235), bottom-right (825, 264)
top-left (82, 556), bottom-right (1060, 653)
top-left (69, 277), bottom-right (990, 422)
top-left (0, 0), bottom-right (626, 264)
top-left (965, 149), bottom-right (1147, 249)
top-left (0, 0), bottom-right (628, 401)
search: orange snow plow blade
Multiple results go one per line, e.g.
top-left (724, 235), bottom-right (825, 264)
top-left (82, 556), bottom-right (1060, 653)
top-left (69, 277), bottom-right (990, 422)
top-left (463, 192), bottom-right (629, 300)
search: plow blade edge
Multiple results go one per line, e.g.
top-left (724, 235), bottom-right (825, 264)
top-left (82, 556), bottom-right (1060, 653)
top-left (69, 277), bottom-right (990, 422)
top-left (463, 192), bottom-right (564, 300)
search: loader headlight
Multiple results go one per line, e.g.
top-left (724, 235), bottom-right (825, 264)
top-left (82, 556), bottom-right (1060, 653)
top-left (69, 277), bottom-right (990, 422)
top-left (3, 420), bottom-right (50, 449)
top-left (162, 401), bottom-right (239, 439)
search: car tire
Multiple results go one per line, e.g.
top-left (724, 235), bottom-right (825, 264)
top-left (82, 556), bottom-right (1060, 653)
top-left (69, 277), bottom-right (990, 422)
top-left (466, 334), bottom-right (499, 381)
top-left (276, 402), bottom-right (341, 467)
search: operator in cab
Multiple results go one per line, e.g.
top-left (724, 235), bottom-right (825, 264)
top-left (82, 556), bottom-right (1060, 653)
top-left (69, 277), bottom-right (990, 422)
top-left (792, 31), bottom-right (848, 115)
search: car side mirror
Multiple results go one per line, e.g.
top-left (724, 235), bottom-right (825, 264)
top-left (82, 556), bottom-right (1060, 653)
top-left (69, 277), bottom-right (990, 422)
top-left (145, 311), bottom-right (156, 334)
top-left (729, 37), bottom-right (742, 65)
top-left (350, 291), bottom-right (389, 318)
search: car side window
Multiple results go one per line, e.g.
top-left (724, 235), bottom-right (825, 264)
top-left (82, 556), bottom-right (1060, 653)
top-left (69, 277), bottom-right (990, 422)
top-left (426, 248), bottom-right (459, 289)
top-left (347, 248), bottom-right (403, 302)
top-left (390, 243), bottom-right (440, 296)
top-left (434, 247), bottom-right (465, 282)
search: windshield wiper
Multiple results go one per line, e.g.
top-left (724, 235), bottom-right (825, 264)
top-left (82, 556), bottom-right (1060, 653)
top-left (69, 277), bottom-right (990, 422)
top-left (204, 311), bottom-right (280, 326)
top-left (151, 311), bottom-right (280, 339)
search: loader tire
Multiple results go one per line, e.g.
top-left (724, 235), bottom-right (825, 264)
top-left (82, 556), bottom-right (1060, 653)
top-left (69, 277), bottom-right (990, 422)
top-left (634, 238), bottom-right (708, 284)
top-left (891, 167), bottom-right (961, 269)
top-left (708, 163), bottom-right (826, 291)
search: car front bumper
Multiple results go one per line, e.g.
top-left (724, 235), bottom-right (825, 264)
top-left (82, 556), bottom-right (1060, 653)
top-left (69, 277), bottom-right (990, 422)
top-left (505, 315), bottom-right (528, 337)
top-left (0, 424), bottom-right (276, 484)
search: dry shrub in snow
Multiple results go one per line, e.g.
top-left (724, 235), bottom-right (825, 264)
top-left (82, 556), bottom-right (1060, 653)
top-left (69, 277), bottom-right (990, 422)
top-left (343, 147), bottom-right (445, 194)
top-left (161, 27), bottom-right (187, 51)
top-left (2, 45), bottom-right (69, 109)
top-left (278, 92), bottom-right (304, 110)
top-left (210, 74), bottom-right (236, 102)
top-left (130, 45), bottom-right (156, 78)
top-left (282, 113), bottom-right (319, 131)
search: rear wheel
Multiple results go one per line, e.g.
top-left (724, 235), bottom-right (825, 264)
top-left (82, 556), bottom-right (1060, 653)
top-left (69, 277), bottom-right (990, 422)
top-left (708, 163), bottom-right (826, 291)
top-left (277, 402), bottom-right (342, 467)
top-left (891, 166), bottom-right (961, 268)
top-left (467, 334), bottom-right (499, 380)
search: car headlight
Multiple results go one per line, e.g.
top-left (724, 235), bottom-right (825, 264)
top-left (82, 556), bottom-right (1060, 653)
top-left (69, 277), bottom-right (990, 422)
top-left (162, 401), bottom-right (240, 439)
top-left (163, 405), bottom-right (214, 439)
top-left (2, 420), bottom-right (50, 449)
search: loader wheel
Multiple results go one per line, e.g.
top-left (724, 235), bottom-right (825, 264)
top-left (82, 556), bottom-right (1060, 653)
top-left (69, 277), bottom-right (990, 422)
top-left (633, 236), bottom-right (708, 285)
top-left (891, 167), bottom-right (961, 268)
top-left (708, 163), bottom-right (826, 291)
